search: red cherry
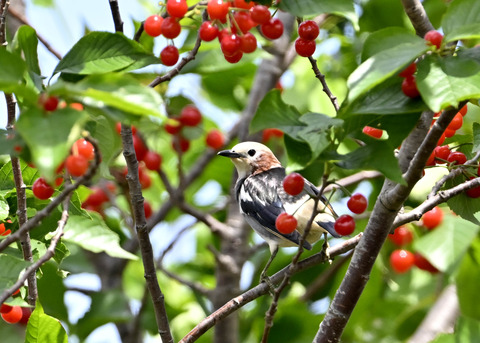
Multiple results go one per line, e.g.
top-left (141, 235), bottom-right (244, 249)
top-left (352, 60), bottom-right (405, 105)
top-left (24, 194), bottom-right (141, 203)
top-left (172, 137), bottom-right (190, 152)
top-left (240, 32), bottom-right (257, 53)
top-left (32, 177), bottom-right (55, 200)
top-left (207, 0), bottom-right (230, 21)
top-left (250, 5), bottom-right (270, 25)
top-left (143, 151), bottom-right (162, 170)
top-left (39, 94), bottom-right (59, 112)
top-left (66, 155), bottom-right (89, 177)
top-left (282, 173), bottom-right (305, 196)
top-left (447, 113), bottom-right (463, 131)
top-left (0, 304), bottom-right (13, 313)
top-left (233, 12), bottom-right (255, 33)
top-left (144, 15), bottom-right (163, 37)
top-left (398, 62), bottom-right (417, 78)
top-left (132, 135), bottom-right (148, 161)
top-left (0, 223), bottom-right (5, 235)
top-left (139, 169), bottom-right (152, 189)
top-left (83, 186), bottom-right (109, 207)
top-left (261, 18), bottom-right (284, 40)
top-left (334, 214), bottom-right (355, 236)
top-left (161, 45), bottom-right (179, 66)
top-left (179, 105), bottom-right (202, 126)
top-left (73, 138), bottom-right (95, 161)
top-left (144, 201), bottom-right (153, 219)
top-left (422, 206), bottom-right (444, 230)
top-left (164, 119), bottom-right (182, 135)
top-left (206, 129), bottom-right (225, 149)
top-left (362, 126), bottom-right (383, 139)
top-left (459, 105), bottom-right (468, 116)
top-left (444, 128), bottom-right (456, 138)
top-left (233, 0), bottom-right (255, 9)
top-left (221, 34), bottom-right (241, 57)
top-left (447, 151), bottom-right (467, 165)
top-left (166, 0), bottom-right (188, 18)
top-left (298, 20), bottom-right (319, 41)
top-left (262, 128), bottom-right (283, 142)
top-left (295, 38), bottom-right (316, 57)
top-left (434, 145), bottom-right (451, 162)
top-left (69, 102), bottom-right (84, 111)
top-left (224, 51), bottom-right (243, 63)
top-left (424, 30), bottom-right (443, 49)
top-left (115, 122), bottom-right (137, 135)
top-left (161, 17), bottom-right (181, 39)
top-left (199, 21), bottom-right (219, 41)
top-left (1, 305), bottom-right (22, 324)
top-left (414, 253), bottom-right (439, 273)
top-left (388, 225), bottom-right (414, 246)
top-left (275, 213), bottom-right (297, 234)
top-left (18, 307), bottom-right (32, 325)
top-left (401, 76), bottom-right (420, 98)
top-left (466, 177), bottom-right (480, 198)
top-left (347, 193), bottom-right (368, 214)
top-left (390, 249), bottom-right (415, 273)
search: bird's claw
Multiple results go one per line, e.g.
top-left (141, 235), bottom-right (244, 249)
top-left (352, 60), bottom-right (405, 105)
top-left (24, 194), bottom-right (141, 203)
top-left (260, 273), bottom-right (276, 295)
top-left (322, 237), bottom-right (332, 264)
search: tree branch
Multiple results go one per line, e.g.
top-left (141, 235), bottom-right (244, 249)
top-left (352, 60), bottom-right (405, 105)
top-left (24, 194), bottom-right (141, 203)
top-left (178, 234), bottom-right (362, 343)
top-left (108, 0), bottom-right (123, 33)
top-left (401, 0), bottom-right (435, 37)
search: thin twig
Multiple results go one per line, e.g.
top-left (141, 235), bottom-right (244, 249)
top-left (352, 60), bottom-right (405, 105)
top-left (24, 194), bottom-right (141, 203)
top-left (400, 0), bottom-right (435, 37)
top-left (108, 0), bottom-right (123, 33)
top-left (7, 6), bottom-right (62, 59)
top-left (307, 56), bottom-right (339, 112)
top-left (0, 190), bottom-right (72, 305)
top-left (0, 0), bottom-right (9, 46)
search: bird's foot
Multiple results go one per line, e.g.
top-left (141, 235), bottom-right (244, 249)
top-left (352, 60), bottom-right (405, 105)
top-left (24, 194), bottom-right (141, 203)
top-left (260, 272), bottom-right (276, 295)
top-left (321, 239), bottom-right (332, 264)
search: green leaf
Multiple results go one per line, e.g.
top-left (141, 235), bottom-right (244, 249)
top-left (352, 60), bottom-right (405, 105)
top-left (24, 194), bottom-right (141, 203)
top-left (15, 107), bottom-right (88, 182)
top-left (36, 262), bottom-right (69, 322)
top-left (0, 48), bottom-right (27, 92)
top-left (53, 32), bottom-right (161, 75)
top-left (11, 25), bottom-right (41, 75)
top-left (63, 214), bottom-right (138, 260)
top-left (446, 174), bottom-right (480, 225)
top-left (454, 316), bottom-right (480, 343)
top-left (279, 0), bottom-right (358, 29)
top-left (25, 301), bottom-right (68, 343)
top-left (473, 122), bottom-right (480, 153)
top-left (0, 195), bottom-right (9, 220)
top-left (0, 254), bottom-right (30, 293)
top-left (347, 38), bottom-right (428, 103)
top-left (416, 54), bottom-right (480, 112)
top-left (336, 140), bottom-right (404, 184)
top-left (52, 74), bottom-right (164, 118)
top-left (443, 0), bottom-right (480, 42)
top-left (361, 27), bottom-right (421, 62)
top-left (75, 290), bottom-right (131, 340)
top-left (456, 238), bottom-right (480, 320)
top-left (413, 213), bottom-right (479, 272)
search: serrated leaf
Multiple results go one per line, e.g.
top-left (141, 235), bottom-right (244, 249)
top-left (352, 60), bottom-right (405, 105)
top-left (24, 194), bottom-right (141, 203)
top-left (279, 0), bottom-right (358, 29)
top-left (53, 32), bottom-right (160, 75)
top-left (347, 38), bottom-right (428, 103)
top-left (15, 107), bottom-right (88, 183)
top-left (25, 301), bottom-right (68, 343)
top-left (443, 0), bottom-right (480, 42)
top-left (413, 213), bottom-right (479, 272)
top-left (416, 54), bottom-right (480, 112)
top-left (63, 214), bottom-right (137, 260)
top-left (336, 140), bottom-right (404, 184)
top-left (0, 254), bottom-right (30, 293)
top-left (52, 74), bottom-right (164, 118)
top-left (456, 238), bottom-right (480, 320)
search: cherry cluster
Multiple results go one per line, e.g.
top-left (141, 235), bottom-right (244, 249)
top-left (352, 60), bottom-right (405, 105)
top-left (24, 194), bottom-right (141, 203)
top-left (294, 20), bottom-right (319, 57)
top-left (1, 290), bottom-right (31, 326)
top-left (0, 220), bottom-right (12, 237)
top-left (144, 0), bottom-right (284, 64)
top-left (333, 193), bottom-right (368, 236)
top-left (400, 30), bottom-right (444, 99)
top-left (164, 104), bottom-right (225, 151)
top-left (388, 206), bottom-right (443, 274)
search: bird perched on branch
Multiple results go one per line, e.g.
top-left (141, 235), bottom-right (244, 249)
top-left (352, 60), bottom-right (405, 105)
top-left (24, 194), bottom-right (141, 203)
top-left (218, 141), bottom-right (340, 284)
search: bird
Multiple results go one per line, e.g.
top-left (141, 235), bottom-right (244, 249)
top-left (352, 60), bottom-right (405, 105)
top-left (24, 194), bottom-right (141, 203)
top-left (218, 141), bottom-right (340, 284)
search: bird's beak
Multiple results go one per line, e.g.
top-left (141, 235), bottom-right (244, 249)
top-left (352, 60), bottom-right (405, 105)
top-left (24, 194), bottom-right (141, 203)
top-left (217, 149), bottom-right (243, 158)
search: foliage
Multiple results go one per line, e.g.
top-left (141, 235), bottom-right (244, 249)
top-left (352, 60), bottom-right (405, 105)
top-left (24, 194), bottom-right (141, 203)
top-left (0, 0), bottom-right (480, 342)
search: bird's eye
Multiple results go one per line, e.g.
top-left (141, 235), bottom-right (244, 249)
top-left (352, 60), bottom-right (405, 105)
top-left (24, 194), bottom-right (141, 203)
top-left (248, 149), bottom-right (256, 156)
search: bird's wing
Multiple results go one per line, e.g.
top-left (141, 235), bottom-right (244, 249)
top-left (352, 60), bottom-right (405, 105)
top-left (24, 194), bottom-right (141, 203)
top-left (238, 168), bottom-right (312, 249)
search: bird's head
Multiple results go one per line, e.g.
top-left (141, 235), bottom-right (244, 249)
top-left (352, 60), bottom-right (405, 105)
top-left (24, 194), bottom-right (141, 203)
top-left (218, 141), bottom-right (282, 179)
